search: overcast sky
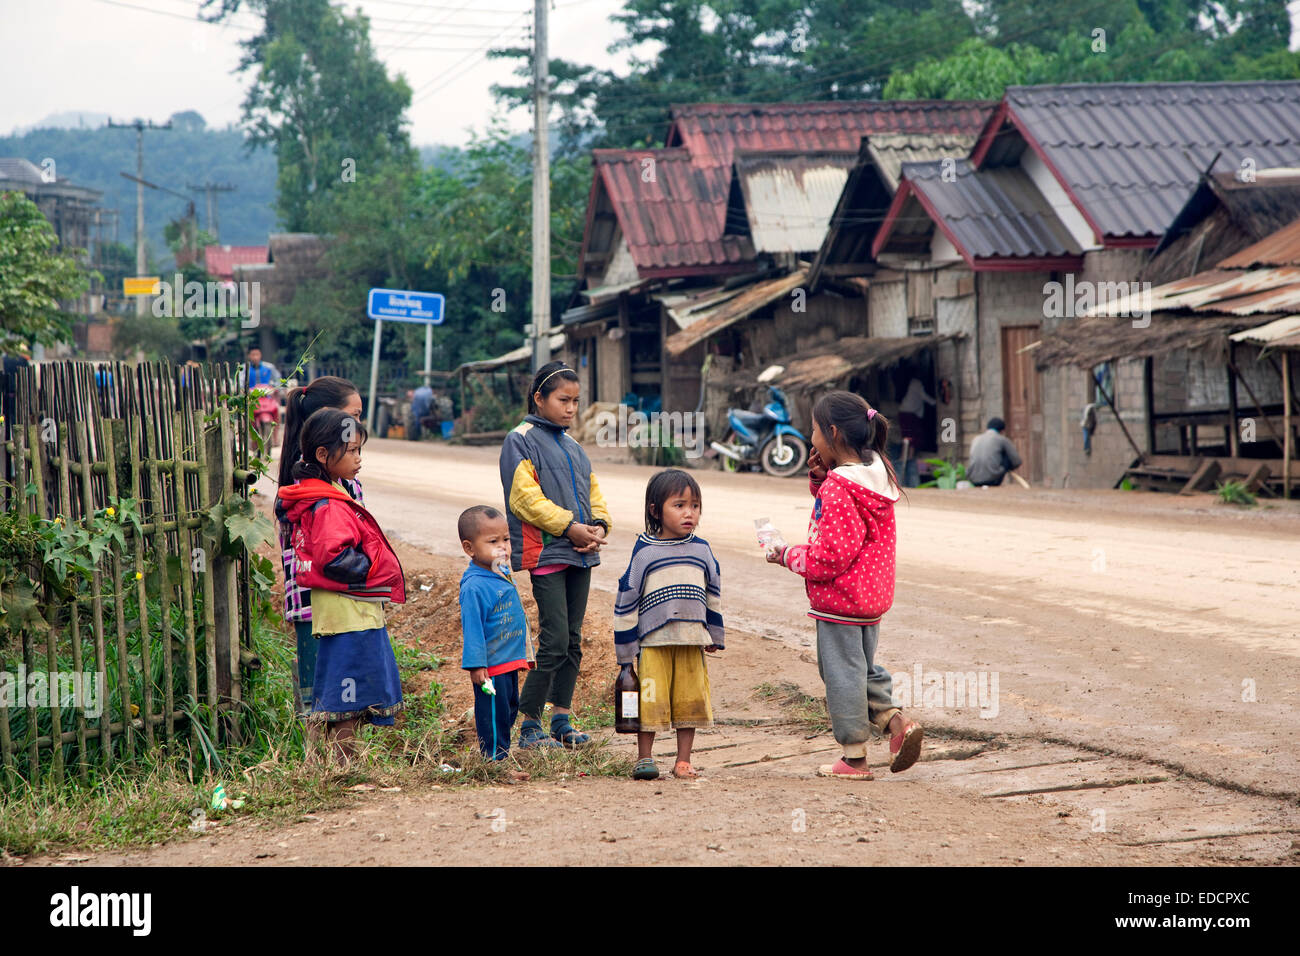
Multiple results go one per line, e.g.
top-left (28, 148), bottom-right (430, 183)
top-left (3, 0), bottom-right (1299, 147)
top-left (0, 0), bottom-right (630, 146)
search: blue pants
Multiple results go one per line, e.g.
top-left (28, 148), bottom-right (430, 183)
top-left (474, 670), bottom-right (521, 760)
top-left (293, 620), bottom-right (317, 718)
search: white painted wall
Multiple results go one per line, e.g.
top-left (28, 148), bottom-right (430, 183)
top-left (1021, 149), bottom-right (1101, 251)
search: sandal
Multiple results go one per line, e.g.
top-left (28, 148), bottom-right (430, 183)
top-left (889, 719), bottom-right (923, 773)
top-left (550, 719), bottom-right (591, 749)
top-left (632, 757), bottom-right (660, 780)
top-left (672, 760), bottom-right (699, 778)
top-left (817, 757), bottom-right (874, 780)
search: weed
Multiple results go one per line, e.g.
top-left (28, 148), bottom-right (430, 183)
top-left (1215, 479), bottom-right (1256, 507)
top-left (754, 680), bottom-right (831, 735)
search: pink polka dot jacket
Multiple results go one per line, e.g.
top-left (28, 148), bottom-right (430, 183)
top-left (780, 458), bottom-right (899, 625)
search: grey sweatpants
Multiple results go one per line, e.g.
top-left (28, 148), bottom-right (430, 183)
top-left (815, 619), bottom-right (901, 758)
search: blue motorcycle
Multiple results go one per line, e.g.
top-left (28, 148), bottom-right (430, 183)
top-left (710, 366), bottom-right (809, 478)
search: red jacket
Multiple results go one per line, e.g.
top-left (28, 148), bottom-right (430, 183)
top-left (276, 479), bottom-right (406, 604)
top-left (780, 459), bottom-right (898, 625)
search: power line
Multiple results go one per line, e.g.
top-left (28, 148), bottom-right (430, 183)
top-left (410, 10), bottom-right (532, 103)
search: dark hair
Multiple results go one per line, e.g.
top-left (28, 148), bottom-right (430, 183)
top-left (291, 408), bottom-right (367, 482)
top-left (527, 361), bottom-right (580, 415)
top-left (458, 505), bottom-right (504, 542)
top-left (988, 417), bottom-right (1005, 432)
top-left (277, 376), bottom-right (361, 487)
top-left (247, 345), bottom-right (262, 354)
top-left (811, 390), bottom-right (900, 491)
top-left (644, 468), bottom-right (702, 535)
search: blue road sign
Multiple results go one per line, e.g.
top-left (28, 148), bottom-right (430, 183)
top-left (367, 288), bottom-right (445, 324)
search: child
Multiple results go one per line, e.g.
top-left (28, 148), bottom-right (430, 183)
top-left (766, 390), bottom-right (922, 780)
top-left (614, 469), bottom-right (723, 780)
top-left (274, 376), bottom-right (365, 721)
top-left (499, 361), bottom-right (611, 749)
top-left (458, 504), bottom-right (535, 774)
top-left (276, 408), bottom-right (404, 765)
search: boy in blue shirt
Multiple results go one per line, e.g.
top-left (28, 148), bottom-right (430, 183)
top-left (458, 506), bottom-right (535, 765)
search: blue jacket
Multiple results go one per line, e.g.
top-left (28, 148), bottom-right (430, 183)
top-left (499, 414), bottom-right (611, 572)
top-left (459, 562), bottom-right (534, 676)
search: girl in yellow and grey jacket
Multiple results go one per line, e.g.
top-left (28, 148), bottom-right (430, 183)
top-left (498, 361), bottom-right (611, 748)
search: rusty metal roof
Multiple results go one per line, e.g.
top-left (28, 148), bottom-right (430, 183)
top-left (589, 149), bottom-right (753, 276)
top-left (1229, 315), bottom-right (1300, 349)
top-left (664, 268), bottom-right (808, 356)
top-left (979, 82), bottom-right (1300, 242)
top-left (1217, 218), bottom-right (1300, 268)
top-left (667, 100), bottom-right (993, 169)
top-left (730, 150), bottom-right (857, 254)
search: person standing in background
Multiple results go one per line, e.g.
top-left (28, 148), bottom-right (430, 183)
top-left (894, 375), bottom-right (935, 488)
top-left (967, 418), bottom-right (1023, 486)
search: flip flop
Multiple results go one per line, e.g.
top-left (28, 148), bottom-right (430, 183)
top-left (672, 761), bottom-right (699, 778)
top-left (817, 757), bottom-right (874, 780)
top-left (890, 720), bottom-right (923, 773)
top-left (632, 757), bottom-right (660, 781)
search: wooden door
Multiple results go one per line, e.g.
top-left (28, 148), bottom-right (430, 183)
top-left (1000, 325), bottom-right (1044, 483)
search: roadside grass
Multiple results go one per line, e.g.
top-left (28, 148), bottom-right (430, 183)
top-left (0, 622), bottom-right (629, 857)
top-left (754, 680), bottom-right (832, 736)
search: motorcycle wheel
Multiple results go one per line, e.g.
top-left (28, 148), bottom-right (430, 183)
top-left (718, 431), bottom-right (741, 472)
top-left (760, 435), bottom-right (807, 478)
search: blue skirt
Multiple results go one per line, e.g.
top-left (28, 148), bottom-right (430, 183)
top-left (311, 626), bottom-right (404, 725)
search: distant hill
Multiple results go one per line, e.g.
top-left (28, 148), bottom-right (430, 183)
top-left (1, 111), bottom-right (471, 264)
top-left (0, 112), bottom-right (277, 261)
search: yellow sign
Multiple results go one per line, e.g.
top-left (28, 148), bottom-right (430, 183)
top-left (123, 276), bottom-right (161, 296)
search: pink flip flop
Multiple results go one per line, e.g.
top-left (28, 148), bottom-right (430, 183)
top-left (817, 757), bottom-right (874, 780)
top-left (890, 720), bottom-right (923, 773)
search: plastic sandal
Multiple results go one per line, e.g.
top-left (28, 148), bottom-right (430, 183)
top-left (672, 761), bottom-right (699, 778)
top-left (817, 757), bottom-right (875, 780)
top-left (632, 757), bottom-right (660, 780)
top-left (890, 720), bottom-right (923, 773)
top-left (518, 722), bottom-right (562, 749)
top-left (551, 722), bottom-right (591, 749)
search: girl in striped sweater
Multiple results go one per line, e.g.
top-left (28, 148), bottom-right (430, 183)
top-left (615, 469), bottom-right (723, 780)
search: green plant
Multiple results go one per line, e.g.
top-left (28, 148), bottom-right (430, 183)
top-left (919, 458), bottom-right (966, 489)
top-left (1215, 479), bottom-right (1256, 507)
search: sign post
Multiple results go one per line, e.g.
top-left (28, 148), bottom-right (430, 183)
top-left (365, 288), bottom-right (446, 433)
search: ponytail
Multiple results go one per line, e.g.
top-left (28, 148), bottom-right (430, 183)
top-left (811, 390), bottom-right (901, 492)
top-left (276, 375), bottom-right (360, 487)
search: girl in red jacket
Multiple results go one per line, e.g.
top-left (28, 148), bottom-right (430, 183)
top-left (766, 391), bottom-right (922, 780)
top-left (276, 409), bottom-right (405, 766)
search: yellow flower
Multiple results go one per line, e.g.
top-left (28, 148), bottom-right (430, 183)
top-left (106, 506), bottom-right (116, 517)
top-left (134, 571), bottom-right (143, 580)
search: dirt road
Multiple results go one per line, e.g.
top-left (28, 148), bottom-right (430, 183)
top-left (41, 439), bottom-right (1300, 866)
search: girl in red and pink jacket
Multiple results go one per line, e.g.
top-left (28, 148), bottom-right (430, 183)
top-left (767, 390), bottom-right (922, 780)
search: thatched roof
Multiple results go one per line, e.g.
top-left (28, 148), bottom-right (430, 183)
top-left (712, 334), bottom-right (957, 392)
top-left (1032, 312), bottom-right (1259, 370)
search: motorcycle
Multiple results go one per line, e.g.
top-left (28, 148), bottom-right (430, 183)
top-left (710, 365), bottom-right (809, 478)
top-left (254, 389), bottom-right (280, 449)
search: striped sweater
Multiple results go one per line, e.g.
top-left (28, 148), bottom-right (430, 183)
top-left (614, 533), bottom-right (723, 663)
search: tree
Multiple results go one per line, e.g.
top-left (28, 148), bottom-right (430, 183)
top-left (0, 191), bottom-right (95, 354)
top-left (224, 0), bottom-right (416, 231)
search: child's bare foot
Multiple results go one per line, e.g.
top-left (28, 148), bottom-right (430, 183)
top-left (672, 760), bottom-right (699, 778)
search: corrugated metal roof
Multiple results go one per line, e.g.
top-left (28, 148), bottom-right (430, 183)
top-left (1229, 315), bottom-right (1300, 348)
top-left (667, 100), bottom-right (993, 169)
top-left (892, 158), bottom-right (1083, 260)
top-left (664, 268), bottom-right (808, 355)
top-left (1217, 218), bottom-right (1300, 268)
top-left (997, 82), bottom-right (1300, 240)
top-left (655, 284), bottom-right (743, 329)
top-left (591, 149), bottom-right (753, 274)
top-left (457, 331), bottom-right (566, 371)
top-left (1087, 266), bottom-right (1300, 317)
top-left (732, 151), bottom-right (856, 253)
top-left (866, 133), bottom-right (979, 192)
top-left (203, 244), bottom-right (268, 282)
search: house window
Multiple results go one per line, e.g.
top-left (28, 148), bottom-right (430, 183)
top-left (1090, 362), bottom-right (1115, 410)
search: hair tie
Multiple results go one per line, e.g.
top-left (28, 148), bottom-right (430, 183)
top-left (867, 408), bottom-right (877, 420)
top-left (535, 365), bottom-right (570, 393)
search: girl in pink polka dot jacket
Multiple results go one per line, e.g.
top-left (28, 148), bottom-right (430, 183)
top-left (766, 390), bottom-right (923, 780)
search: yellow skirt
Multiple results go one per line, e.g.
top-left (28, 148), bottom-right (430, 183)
top-left (638, 645), bottom-right (713, 732)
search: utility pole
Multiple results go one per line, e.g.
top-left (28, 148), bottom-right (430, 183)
top-left (187, 181), bottom-right (237, 241)
top-left (530, 0), bottom-right (551, 373)
top-left (108, 118), bottom-right (171, 315)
